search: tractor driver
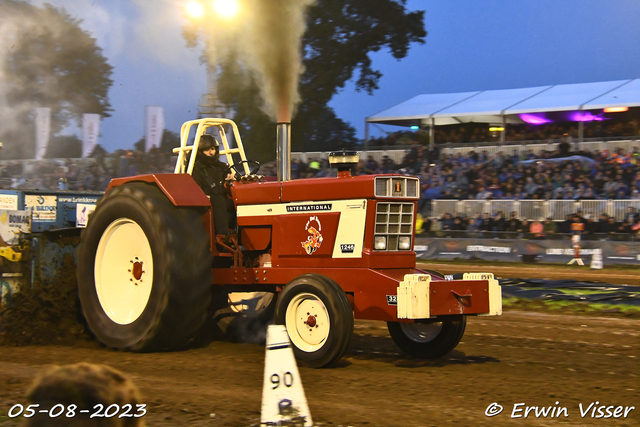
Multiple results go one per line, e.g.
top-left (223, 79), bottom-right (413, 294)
top-left (192, 134), bottom-right (236, 239)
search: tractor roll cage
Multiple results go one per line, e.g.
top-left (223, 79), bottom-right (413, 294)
top-left (173, 118), bottom-right (251, 176)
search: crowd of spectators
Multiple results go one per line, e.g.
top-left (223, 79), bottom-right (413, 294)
top-left (290, 137), bottom-right (640, 205)
top-left (0, 147), bottom-right (177, 192)
top-left (3, 125), bottom-right (640, 207)
top-left (367, 117), bottom-right (640, 147)
top-left (410, 144), bottom-right (640, 204)
top-left (290, 137), bottom-right (640, 240)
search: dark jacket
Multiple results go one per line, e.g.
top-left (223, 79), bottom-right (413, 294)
top-left (192, 155), bottom-right (228, 198)
top-left (192, 153), bottom-right (233, 234)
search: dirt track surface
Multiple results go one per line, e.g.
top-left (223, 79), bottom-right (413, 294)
top-left (1, 310), bottom-right (638, 426)
top-left (1, 260), bottom-right (638, 426)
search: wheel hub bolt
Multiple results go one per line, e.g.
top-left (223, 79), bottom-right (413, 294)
top-left (305, 315), bottom-right (317, 328)
top-left (131, 260), bottom-right (144, 280)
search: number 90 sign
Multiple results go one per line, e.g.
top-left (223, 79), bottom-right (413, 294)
top-left (270, 371), bottom-right (294, 390)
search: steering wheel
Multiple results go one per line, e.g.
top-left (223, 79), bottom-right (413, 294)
top-left (224, 160), bottom-right (261, 180)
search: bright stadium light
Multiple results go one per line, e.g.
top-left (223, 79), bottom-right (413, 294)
top-left (186, 2), bottom-right (204, 18)
top-left (213, 0), bottom-right (238, 17)
top-left (604, 106), bottom-right (629, 113)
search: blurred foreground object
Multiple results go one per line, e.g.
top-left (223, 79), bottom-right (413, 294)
top-left (24, 363), bottom-right (143, 427)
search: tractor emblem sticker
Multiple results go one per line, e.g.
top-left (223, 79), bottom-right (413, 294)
top-left (302, 215), bottom-right (323, 255)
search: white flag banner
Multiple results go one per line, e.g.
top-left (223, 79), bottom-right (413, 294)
top-left (82, 114), bottom-right (101, 158)
top-left (145, 106), bottom-right (164, 152)
top-left (35, 107), bottom-right (51, 160)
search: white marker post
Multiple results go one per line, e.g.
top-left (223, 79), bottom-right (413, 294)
top-left (568, 234), bottom-right (584, 265)
top-left (590, 248), bottom-right (603, 269)
top-left (261, 325), bottom-right (313, 427)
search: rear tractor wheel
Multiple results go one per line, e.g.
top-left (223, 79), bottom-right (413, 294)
top-left (77, 183), bottom-right (212, 351)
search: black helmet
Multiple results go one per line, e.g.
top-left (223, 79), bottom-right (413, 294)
top-left (198, 134), bottom-right (219, 152)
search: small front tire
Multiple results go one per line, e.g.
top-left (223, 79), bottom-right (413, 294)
top-left (275, 274), bottom-right (353, 368)
top-left (387, 316), bottom-right (466, 359)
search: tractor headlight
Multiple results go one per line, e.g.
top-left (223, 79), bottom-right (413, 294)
top-left (374, 236), bottom-right (387, 250)
top-left (399, 236), bottom-right (411, 250)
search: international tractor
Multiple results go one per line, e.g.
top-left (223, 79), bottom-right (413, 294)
top-left (77, 118), bottom-right (502, 368)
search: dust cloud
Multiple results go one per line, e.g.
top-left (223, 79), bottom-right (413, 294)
top-left (0, 4), bottom-right (38, 136)
top-left (0, 2), bottom-right (103, 138)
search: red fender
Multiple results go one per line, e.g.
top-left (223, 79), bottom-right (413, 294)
top-left (106, 174), bottom-right (210, 207)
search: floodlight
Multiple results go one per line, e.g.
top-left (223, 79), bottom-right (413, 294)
top-left (604, 107), bottom-right (629, 113)
top-left (186, 2), bottom-right (204, 17)
top-left (213, 0), bottom-right (238, 17)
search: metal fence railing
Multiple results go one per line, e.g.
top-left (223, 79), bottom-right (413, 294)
top-left (431, 199), bottom-right (640, 221)
top-left (439, 138), bottom-right (640, 158)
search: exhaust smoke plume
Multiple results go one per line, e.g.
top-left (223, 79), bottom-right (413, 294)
top-left (0, 6), bottom-right (39, 136)
top-left (235, 0), bottom-right (315, 123)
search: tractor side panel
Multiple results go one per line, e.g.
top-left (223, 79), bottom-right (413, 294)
top-left (232, 181), bottom-right (282, 205)
top-left (237, 199), bottom-right (371, 268)
top-left (240, 226), bottom-right (271, 251)
top-left (106, 174), bottom-right (210, 207)
top-left (276, 212), bottom-right (341, 258)
top-left (280, 176), bottom-right (375, 202)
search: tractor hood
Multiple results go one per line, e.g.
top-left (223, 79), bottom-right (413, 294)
top-left (232, 174), bottom-right (419, 206)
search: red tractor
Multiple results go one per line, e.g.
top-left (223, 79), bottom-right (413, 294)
top-left (77, 118), bottom-right (501, 368)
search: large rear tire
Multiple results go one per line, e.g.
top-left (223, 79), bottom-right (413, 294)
top-left (275, 274), bottom-right (353, 368)
top-left (387, 316), bottom-right (466, 359)
top-left (77, 183), bottom-right (212, 351)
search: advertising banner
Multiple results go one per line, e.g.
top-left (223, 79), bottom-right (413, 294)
top-left (82, 114), bottom-right (101, 158)
top-left (35, 107), bottom-right (51, 160)
top-left (0, 194), bottom-right (18, 211)
top-left (76, 203), bottom-right (97, 228)
top-left (145, 106), bottom-right (164, 152)
top-left (0, 210), bottom-right (31, 245)
top-left (24, 195), bottom-right (57, 223)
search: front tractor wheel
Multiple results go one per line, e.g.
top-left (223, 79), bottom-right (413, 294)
top-left (275, 274), bottom-right (353, 368)
top-left (77, 183), bottom-right (212, 352)
top-left (387, 316), bottom-right (466, 359)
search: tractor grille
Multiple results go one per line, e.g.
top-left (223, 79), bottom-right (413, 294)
top-left (374, 177), bottom-right (419, 199)
top-left (374, 202), bottom-right (414, 251)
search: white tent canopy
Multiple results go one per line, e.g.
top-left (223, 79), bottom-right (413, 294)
top-left (366, 79), bottom-right (640, 136)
